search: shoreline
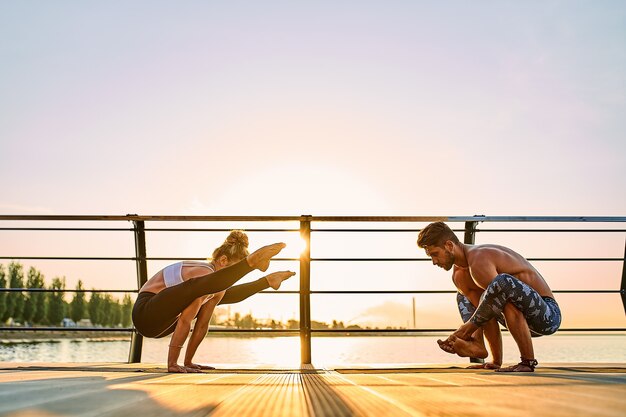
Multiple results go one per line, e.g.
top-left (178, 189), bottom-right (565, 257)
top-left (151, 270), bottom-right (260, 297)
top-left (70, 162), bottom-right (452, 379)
top-left (0, 330), bottom-right (132, 344)
top-left (2, 329), bottom-right (623, 344)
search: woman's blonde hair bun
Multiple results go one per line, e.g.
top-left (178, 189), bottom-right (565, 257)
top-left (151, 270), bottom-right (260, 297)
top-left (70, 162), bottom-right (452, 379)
top-left (212, 230), bottom-right (250, 263)
top-left (225, 230), bottom-right (249, 248)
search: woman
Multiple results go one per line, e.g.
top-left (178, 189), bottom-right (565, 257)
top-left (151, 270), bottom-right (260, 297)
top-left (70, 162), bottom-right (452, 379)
top-left (132, 230), bottom-right (295, 373)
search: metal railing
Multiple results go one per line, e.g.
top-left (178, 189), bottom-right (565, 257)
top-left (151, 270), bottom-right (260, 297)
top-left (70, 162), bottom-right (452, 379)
top-left (1, 215), bottom-right (625, 365)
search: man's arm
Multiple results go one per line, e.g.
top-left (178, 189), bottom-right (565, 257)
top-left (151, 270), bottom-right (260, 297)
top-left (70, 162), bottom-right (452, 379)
top-left (464, 290), bottom-right (502, 366)
top-left (449, 260), bottom-right (502, 349)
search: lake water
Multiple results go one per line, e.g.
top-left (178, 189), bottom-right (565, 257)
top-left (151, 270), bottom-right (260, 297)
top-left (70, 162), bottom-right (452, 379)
top-left (2, 334), bottom-right (625, 366)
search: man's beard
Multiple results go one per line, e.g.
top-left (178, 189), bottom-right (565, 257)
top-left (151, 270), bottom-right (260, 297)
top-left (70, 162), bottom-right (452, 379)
top-left (443, 249), bottom-right (455, 271)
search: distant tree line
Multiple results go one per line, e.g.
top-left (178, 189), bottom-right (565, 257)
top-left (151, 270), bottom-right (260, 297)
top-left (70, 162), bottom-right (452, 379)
top-left (1, 262), bottom-right (399, 332)
top-left (0, 261), bottom-right (132, 327)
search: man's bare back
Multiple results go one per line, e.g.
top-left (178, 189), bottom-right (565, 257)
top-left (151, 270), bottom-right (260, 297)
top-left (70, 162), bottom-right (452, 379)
top-left (464, 244), bottom-right (554, 299)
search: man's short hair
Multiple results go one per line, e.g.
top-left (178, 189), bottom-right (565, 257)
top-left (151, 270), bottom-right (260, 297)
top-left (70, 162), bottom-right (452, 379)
top-left (417, 222), bottom-right (460, 248)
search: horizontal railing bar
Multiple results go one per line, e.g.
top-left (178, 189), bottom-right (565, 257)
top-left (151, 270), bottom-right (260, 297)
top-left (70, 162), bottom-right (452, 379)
top-left (312, 216), bottom-right (626, 222)
top-left (0, 289), bottom-right (619, 294)
top-left (312, 258), bottom-right (626, 262)
top-left (0, 288), bottom-right (138, 293)
top-left (0, 327), bottom-right (300, 333)
top-left (312, 228), bottom-right (626, 233)
top-left (0, 327), bottom-right (135, 332)
top-left (1, 327), bottom-right (623, 333)
top-left (144, 228), bottom-right (300, 232)
top-left (1, 215), bottom-right (625, 222)
top-left (2, 256), bottom-right (624, 262)
top-left (3, 227), bottom-right (623, 233)
top-left (0, 227), bottom-right (300, 232)
top-left (0, 227), bottom-right (133, 232)
top-left (478, 229), bottom-right (626, 233)
top-left (311, 328), bottom-right (626, 333)
top-left (308, 290), bottom-right (621, 294)
top-left (0, 288), bottom-right (294, 294)
top-left (0, 257), bottom-right (301, 261)
top-left (0, 215), bottom-right (304, 222)
top-left (0, 257), bottom-right (138, 260)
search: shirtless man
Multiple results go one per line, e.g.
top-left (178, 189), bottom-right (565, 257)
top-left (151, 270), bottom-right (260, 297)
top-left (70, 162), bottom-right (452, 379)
top-left (417, 222), bottom-right (562, 372)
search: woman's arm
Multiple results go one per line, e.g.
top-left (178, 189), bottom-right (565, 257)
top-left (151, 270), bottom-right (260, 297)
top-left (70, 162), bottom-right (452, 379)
top-left (184, 292), bottom-right (225, 369)
top-left (167, 298), bottom-right (203, 373)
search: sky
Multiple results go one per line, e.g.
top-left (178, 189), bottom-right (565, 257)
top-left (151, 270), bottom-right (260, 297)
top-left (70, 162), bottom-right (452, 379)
top-left (1, 1), bottom-right (625, 329)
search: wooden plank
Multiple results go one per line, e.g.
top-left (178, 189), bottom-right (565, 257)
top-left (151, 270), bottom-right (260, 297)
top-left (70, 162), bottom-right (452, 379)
top-left (0, 364), bottom-right (624, 417)
top-left (338, 372), bottom-right (626, 417)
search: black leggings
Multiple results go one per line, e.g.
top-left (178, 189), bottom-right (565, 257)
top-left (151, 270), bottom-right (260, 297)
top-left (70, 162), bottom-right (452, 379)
top-left (132, 259), bottom-right (266, 338)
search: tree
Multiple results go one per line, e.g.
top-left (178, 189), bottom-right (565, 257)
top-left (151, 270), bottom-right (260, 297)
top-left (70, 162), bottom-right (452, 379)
top-left (69, 280), bottom-right (86, 323)
top-left (332, 320), bottom-right (346, 330)
top-left (110, 298), bottom-right (122, 327)
top-left (232, 312), bottom-right (241, 328)
top-left (121, 294), bottom-right (133, 328)
top-left (47, 277), bottom-right (66, 326)
top-left (22, 267), bottom-right (45, 324)
top-left (3, 262), bottom-right (25, 322)
top-left (0, 264), bottom-right (7, 321)
top-left (312, 320), bottom-right (329, 329)
top-left (88, 291), bottom-right (102, 326)
top-left (101, 294), bottom-right (113, 326)
top-left (240, 314), bottom-right (258, 329)
top-left (32, 281), bottom-right (47, 325)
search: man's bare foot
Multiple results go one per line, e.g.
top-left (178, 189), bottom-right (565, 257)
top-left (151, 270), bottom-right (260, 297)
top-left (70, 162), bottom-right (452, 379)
top-left (437, 339), bottom-right (456, 354)
top-left (452, 337), bottom-right (488, 359)
top-left (247, 243), bottom-right (286, 271)
top-left (185, 363), bottom-right (215, 370)
top-left (265, 271), bottom-right (296, 290)
top-left (467, 362), bottom-right (501, 370)
top-left (495, 359), bottom-right (537, 373)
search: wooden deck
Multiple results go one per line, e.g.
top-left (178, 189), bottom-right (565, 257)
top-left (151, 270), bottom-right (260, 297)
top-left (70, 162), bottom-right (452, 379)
top-left (1, 362), bottom-right (625, 416)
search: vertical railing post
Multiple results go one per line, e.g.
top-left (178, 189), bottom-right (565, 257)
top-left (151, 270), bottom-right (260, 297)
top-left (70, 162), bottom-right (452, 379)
top-left (128, 219), bottom-right (148, 363)
top-left (463, 220), bottom-right (477, 245)
top-left (619, 242), bottom-right (626, 312)
top-left (464, 219), bottom-right (483, 364)
top-left (299, 215), bottom-right (312, 365)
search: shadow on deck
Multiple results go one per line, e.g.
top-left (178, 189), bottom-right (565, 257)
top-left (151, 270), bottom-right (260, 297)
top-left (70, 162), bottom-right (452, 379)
top-left (1, 363), bottom-right (625, 416)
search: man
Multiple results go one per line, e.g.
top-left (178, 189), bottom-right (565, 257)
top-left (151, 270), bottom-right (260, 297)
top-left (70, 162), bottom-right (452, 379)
top-left (417, 222), bottom-right (561, 372)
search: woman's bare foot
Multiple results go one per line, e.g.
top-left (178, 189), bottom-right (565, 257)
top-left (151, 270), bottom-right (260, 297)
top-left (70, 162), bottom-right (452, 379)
top-left (452, 337), bottom-right (488, 359)
top-left (184, 363), bottom-right (216, 370)
top-left (247, 243), bottom-right (286, 271)
top-left (265, 271), bottom-right (296, 290)
top-left (168, 364), bottom-right (201, 373)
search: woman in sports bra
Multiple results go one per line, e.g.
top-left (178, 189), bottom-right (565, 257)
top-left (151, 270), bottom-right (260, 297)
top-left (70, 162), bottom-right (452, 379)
top-left (132, 230), bottom-right (295, 373)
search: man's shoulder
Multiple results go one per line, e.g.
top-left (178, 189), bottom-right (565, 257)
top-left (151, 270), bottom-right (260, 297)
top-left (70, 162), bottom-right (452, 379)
top-left (467, 244), bottom-right (511, 257)
top-left (466, 245), bottom-right (507, 270)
